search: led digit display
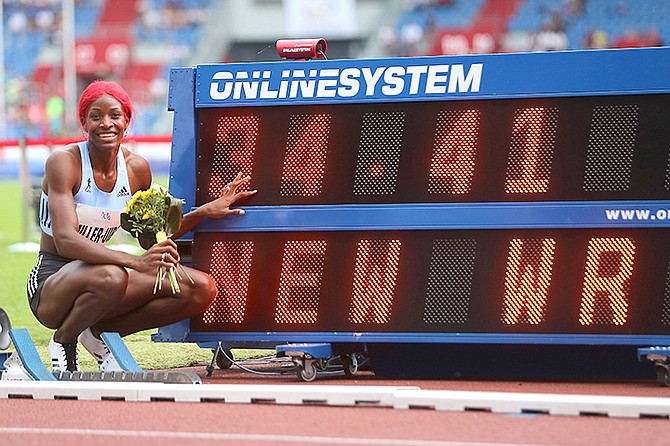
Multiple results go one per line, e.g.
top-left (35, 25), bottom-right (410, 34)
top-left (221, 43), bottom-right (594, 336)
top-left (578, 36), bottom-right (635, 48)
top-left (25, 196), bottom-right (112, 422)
top-left (281, 114), bottom-right (330, 197)
top-left (579, 237), bottom-right (636, 326)
top-left (275, 240), bottom-right (327, 324)
top-left (196, 94), bottom-right (670, 206)
top-left (201, 240), bottom-right (254, 324)
top-left (583, 105), bottom-right (638, 192)
top-left (190, 229), bottom-right (670, 334)
top-left (353, 112), bottom-right (404, 196)
top-left (504, 107), bottom-right (557, 194)
top-left (423, 239), bottom-right (477, 324)
top-left (349, 239), bottom-right (402, 324)
top-left (502, 238), bottom-right (556, 325)
top-left (429, 109), bottom-right (479, 195)
top-left (181, 50), bottom-right (670, 345)
top-left (207, 115), bottom-right (258, 196)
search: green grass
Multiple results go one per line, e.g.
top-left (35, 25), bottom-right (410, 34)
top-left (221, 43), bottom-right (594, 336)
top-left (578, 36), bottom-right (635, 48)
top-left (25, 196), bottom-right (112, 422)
top-left (0, 178), bottom-right (267, 371)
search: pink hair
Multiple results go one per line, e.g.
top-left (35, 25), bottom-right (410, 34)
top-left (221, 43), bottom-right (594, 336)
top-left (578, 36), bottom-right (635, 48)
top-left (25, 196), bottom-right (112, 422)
top-left (77, 80), bottom-right (133, 128)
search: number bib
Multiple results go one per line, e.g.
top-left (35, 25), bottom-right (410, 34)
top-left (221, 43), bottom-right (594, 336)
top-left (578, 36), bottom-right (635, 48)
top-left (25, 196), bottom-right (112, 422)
top-left (75, 203), bottom-right (122, 244)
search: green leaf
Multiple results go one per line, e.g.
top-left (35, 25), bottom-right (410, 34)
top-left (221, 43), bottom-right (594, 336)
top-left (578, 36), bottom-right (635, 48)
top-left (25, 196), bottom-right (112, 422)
top-left (120, 212), bottom-right (133, 233)
top-left (165, 197), bottom-right (183, 237)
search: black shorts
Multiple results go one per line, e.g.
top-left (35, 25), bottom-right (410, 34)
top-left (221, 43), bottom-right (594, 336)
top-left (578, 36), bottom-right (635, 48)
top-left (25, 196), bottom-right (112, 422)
top-left (26, 251), bottom-right (72, 323)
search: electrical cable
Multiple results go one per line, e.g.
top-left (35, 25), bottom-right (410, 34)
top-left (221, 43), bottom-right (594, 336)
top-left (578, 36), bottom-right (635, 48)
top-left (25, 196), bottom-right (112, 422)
top-left (208, 341), bottom-right (355, 377)
top-left (215, 342), bottom-right (295, 376)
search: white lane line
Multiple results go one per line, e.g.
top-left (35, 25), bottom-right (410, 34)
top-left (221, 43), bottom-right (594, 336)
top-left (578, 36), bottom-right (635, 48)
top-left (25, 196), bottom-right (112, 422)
top-left (0, 428), bottom-right (565, 446)
top-left (2, 381), bottom-right (669, 418)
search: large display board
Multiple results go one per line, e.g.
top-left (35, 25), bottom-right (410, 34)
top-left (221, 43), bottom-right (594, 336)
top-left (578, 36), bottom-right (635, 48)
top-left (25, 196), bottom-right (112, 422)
top-left (159, 47), bottom-right (670, 378)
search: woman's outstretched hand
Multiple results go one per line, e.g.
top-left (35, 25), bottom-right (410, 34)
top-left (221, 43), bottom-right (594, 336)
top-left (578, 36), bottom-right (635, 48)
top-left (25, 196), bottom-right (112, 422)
top-left (203, 172), bottom-right (257, 219)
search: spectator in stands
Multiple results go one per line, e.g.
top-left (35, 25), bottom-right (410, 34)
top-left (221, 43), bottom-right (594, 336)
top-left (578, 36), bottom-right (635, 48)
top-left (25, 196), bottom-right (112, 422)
top-left (165, 0), bottom-right (186, 28)
top-left (614, 1), bottom-right (629, 17)
top-left (612, 27), bottom-right (645, 48)
top-left (564, 0), bottom-right (585, 16)
top-left (8, 9), bottom-right (29, 34)
top-left (399, 21), bottom-right (424, 56)
top-left (34, 7), bottom-right (57, 33)
top-left (534, 22), bottom-right (568, 51)
top-left (644, 27), bottom-right (663, 47)
top-left (582, 28), bottom-right (608, 49)
top-left (45, 94), bottom-right (65, 137)
top-left (27, 80), bottom-right (257, 373)
top-left (137, 0), bottom-right (165, 31)
top-left (27, 102), bottom-right (46, 137)
top-left (378, 24), bottom-right (401, 57)
top-left (548, 9), bottom-right (566, 33)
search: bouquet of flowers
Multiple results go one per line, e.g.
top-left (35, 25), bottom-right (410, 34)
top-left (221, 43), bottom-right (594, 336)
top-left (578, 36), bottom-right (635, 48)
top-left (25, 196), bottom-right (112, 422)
top-left (120, 184), bottom-right (193, 294)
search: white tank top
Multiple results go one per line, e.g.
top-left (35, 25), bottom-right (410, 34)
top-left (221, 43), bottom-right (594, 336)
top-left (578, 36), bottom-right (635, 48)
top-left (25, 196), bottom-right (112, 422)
top-left (39, 142), bottom-right (132, 244)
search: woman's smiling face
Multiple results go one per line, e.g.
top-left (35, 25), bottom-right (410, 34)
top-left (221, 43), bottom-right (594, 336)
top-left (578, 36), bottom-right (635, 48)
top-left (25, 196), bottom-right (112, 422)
top-left (82, 94), bottom-right (129, 151)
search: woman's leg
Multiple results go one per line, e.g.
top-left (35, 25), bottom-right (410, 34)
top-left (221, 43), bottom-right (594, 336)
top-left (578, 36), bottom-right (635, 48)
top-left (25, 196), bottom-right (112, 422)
top-left (37, 261), bottom-right (129, 343)
top-left (38, 260), bottom-right (217, 340)
top-left (90, 265), bottom-right (217, 337)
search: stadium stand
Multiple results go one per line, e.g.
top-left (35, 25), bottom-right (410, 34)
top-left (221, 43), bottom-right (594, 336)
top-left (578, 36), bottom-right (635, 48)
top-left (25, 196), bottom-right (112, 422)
top-left (5, 0), bottom-right (211, 138)
top-left (2, 0), bottom-right (668, 139)
top-left (388, 0), bottom-right (668, 55)
top-left (508, 0), bottom-right (668, 50)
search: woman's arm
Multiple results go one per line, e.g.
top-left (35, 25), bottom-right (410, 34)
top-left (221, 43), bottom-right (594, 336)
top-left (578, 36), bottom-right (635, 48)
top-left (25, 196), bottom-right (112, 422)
top-left (46, 149), bottom-right (175, 273)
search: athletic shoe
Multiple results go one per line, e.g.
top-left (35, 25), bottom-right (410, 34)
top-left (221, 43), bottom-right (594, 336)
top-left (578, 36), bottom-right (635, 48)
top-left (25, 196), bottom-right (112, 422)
top-left (98, 353), bottom-right (122, 373)
top-left (79, 328), bottom-right (120, 372)
top-left (49, 335), bottom-right (79, 372)
top-left (79, 328), bottom-right (110, 365)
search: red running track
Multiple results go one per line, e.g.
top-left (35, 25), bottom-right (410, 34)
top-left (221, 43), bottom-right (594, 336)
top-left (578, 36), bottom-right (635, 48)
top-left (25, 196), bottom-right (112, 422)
top-left (1, 365), bottom-right (670, 446)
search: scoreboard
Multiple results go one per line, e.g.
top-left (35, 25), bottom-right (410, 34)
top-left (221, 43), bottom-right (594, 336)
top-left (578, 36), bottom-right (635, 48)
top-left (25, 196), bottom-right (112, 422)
top-left (157, 47), bottom-right (670, 379)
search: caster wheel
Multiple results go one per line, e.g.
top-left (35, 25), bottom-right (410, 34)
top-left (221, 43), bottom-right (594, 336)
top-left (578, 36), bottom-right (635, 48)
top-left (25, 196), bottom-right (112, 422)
top-left (655, 364), bottom-right (670, 386)
top-left (340, 354), bottom-right (358, 376)
top-left (213, 348), bottom-right (233, 369)
top-left (297, 360), bottom-right (317, 382)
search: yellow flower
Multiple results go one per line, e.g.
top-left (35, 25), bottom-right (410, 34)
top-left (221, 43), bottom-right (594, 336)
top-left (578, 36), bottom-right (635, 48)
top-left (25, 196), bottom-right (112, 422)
top-left (125, 190), bottom-right (144, 212)
top-left (142, 212), bottom-right (151, 220)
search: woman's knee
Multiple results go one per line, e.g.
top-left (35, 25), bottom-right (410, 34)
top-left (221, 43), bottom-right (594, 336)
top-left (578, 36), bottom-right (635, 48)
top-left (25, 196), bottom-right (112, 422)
top-left (185, 271), bottom-right (217, 313)
top-left (86, 265), bottom-right (128, 303)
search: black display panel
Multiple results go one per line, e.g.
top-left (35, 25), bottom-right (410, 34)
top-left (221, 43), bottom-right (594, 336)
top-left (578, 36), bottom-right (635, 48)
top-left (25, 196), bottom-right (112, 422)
top-left (190, 228), bottom-right (670, 335)
top-left (195, 94), bottom-right (670, 205)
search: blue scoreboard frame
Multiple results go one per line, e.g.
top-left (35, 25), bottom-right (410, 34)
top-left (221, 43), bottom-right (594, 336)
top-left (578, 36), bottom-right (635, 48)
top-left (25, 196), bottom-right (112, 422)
top-left (155, 47), bottom-right (670, 379)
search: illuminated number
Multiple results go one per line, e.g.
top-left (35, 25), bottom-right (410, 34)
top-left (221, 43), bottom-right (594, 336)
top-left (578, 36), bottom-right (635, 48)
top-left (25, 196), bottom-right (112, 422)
top-left (280, 114), bottom-right (331, 197)
top-left (505, 107), bottom-right (558, 194)
top-left (424, 239), bottom-right (477, 324)
top-left (579, 237), bottom-right (636, 326)
top-left (349, 239), bottom-right (401, 324)
top-left (353, 111), bottom-right (405, 196)
top-left (275, 240), bottom-right (327, 324)
top-left (665, 148), bottom-right (670, 191)
top-left (203, 240), bottom-right (254, 324)
top-left (429, 110), bottom-right (480, 195)
top-left (583, 105), bottom-right (638, 191)
top-left (502, 238), bottom-right (556, 325)
top-left (210, 115), bottom-right (258, 197)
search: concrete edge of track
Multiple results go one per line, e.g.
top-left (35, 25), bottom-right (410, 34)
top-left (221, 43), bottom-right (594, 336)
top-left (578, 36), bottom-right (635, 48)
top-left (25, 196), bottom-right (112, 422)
top-left (1, 381), bottom-right (670, 419)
